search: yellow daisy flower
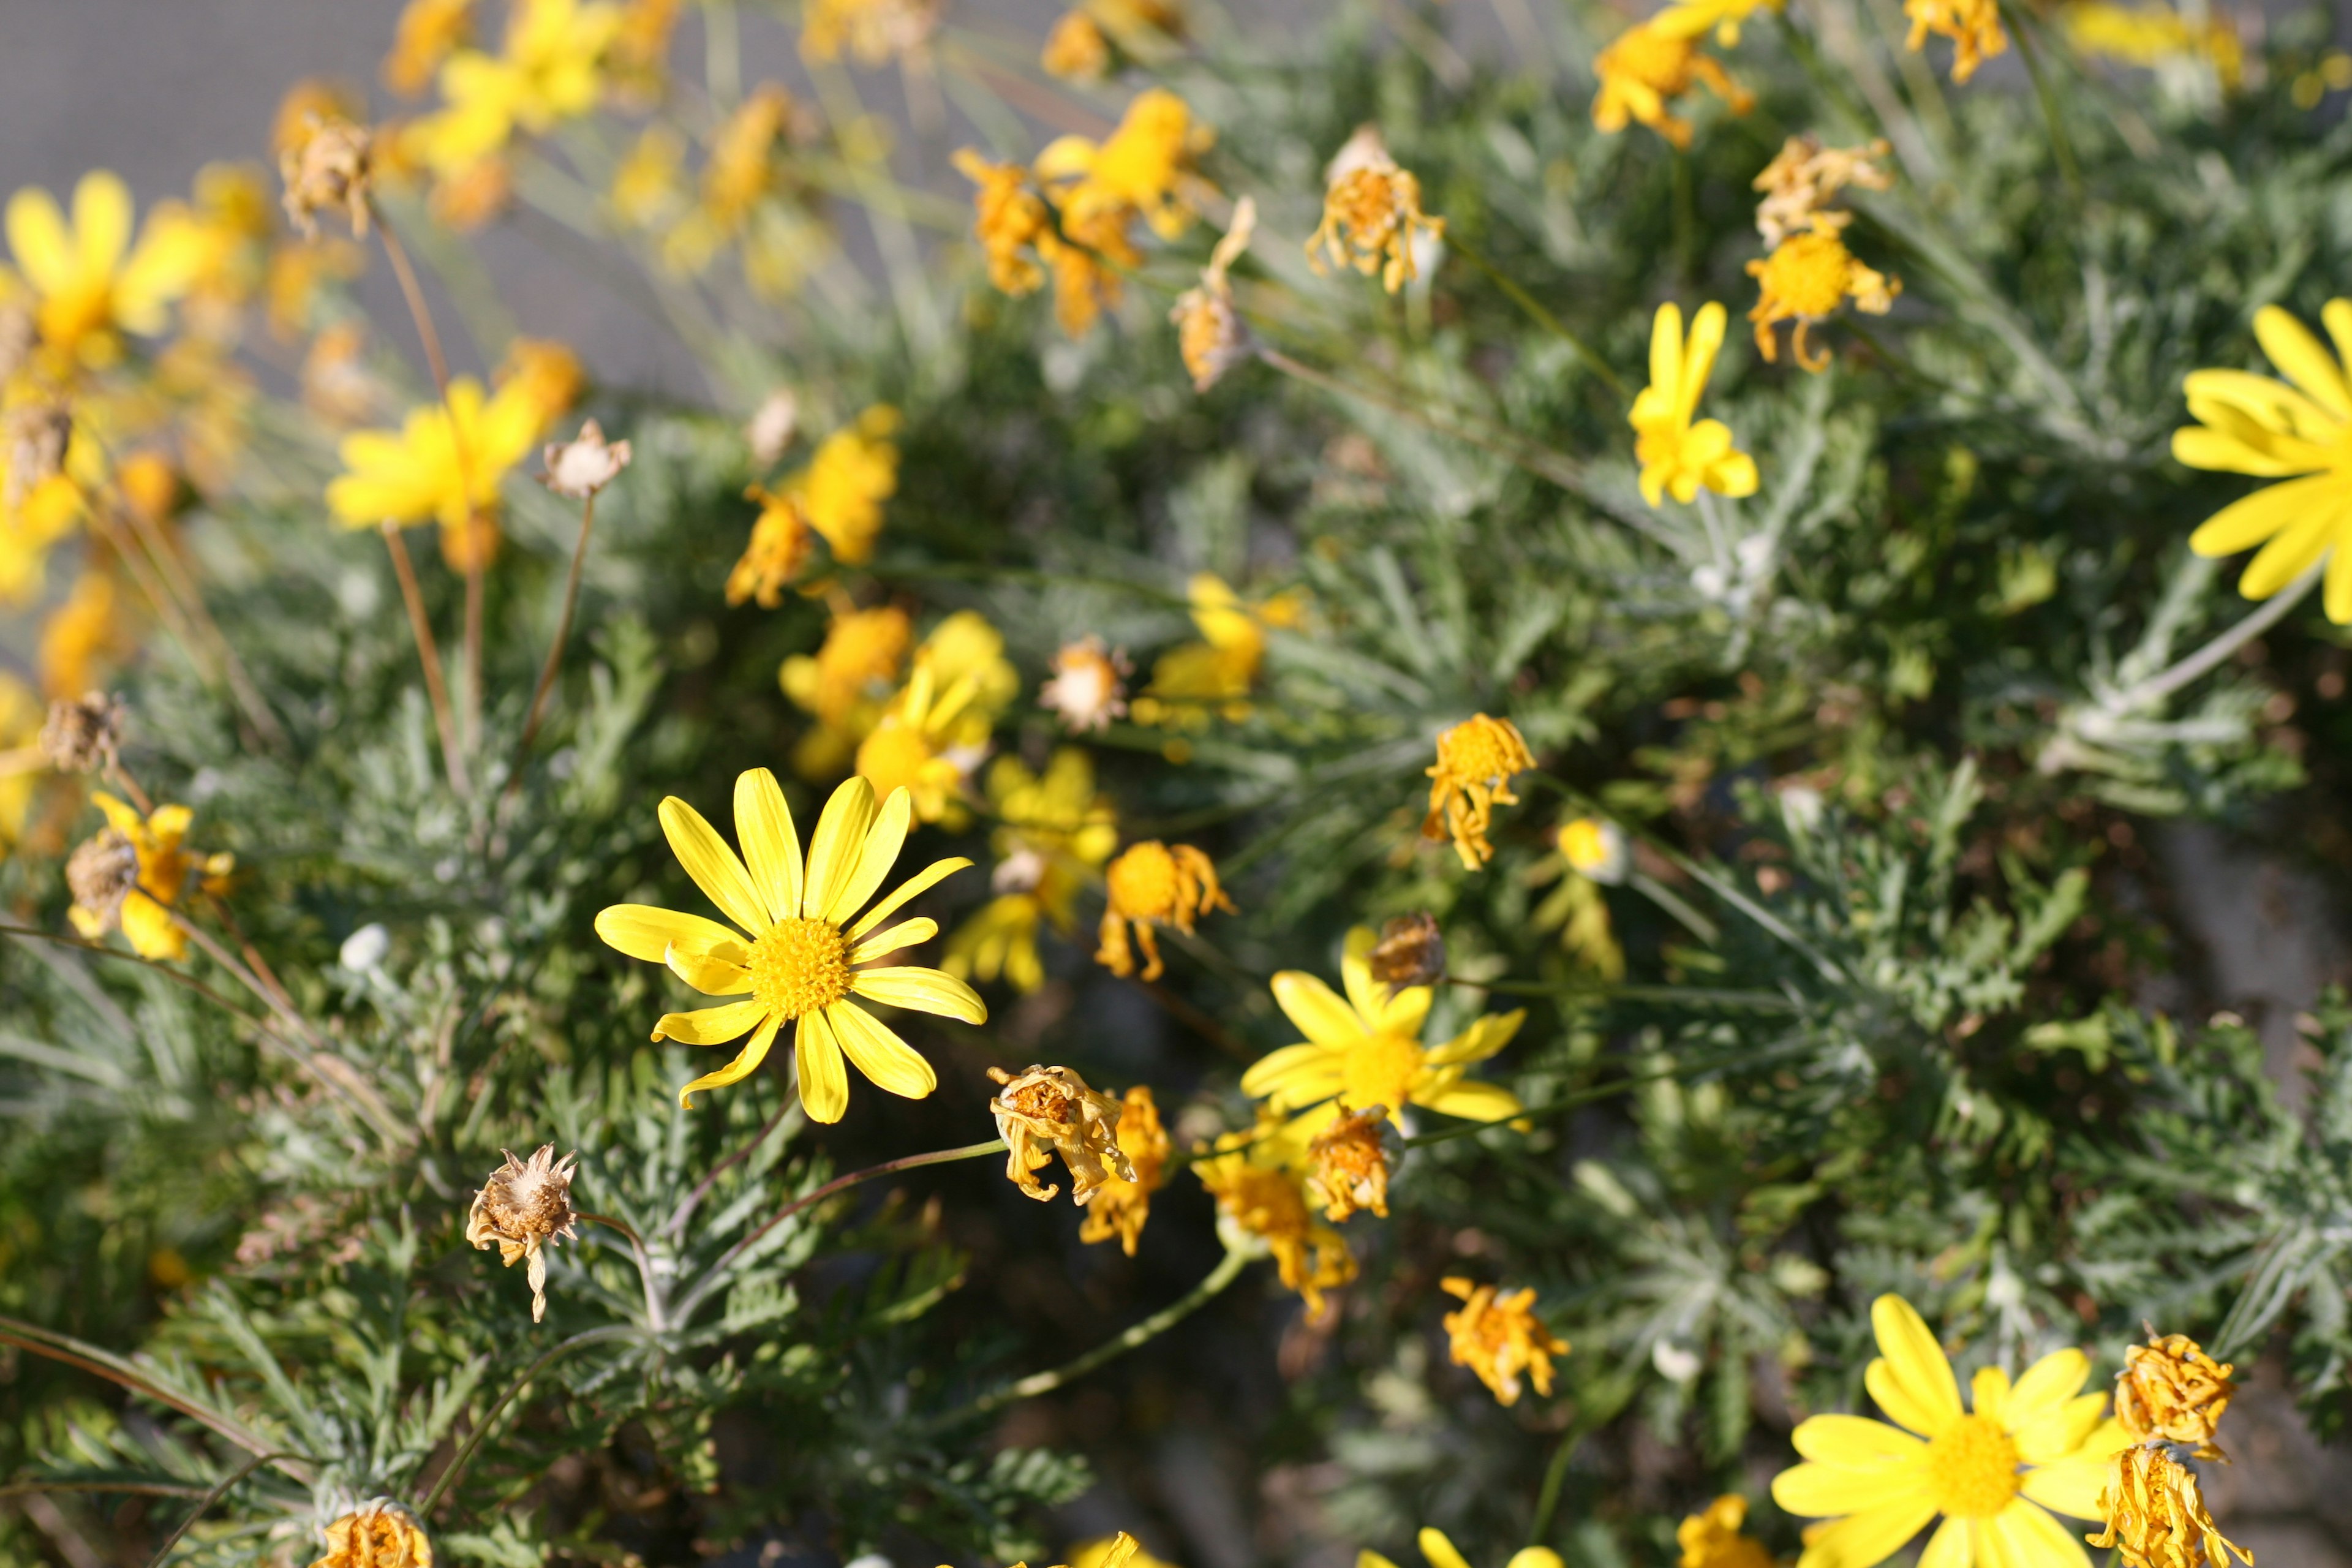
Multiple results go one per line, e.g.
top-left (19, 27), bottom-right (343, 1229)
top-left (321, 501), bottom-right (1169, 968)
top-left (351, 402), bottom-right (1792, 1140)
top-left (2175, 300), bottom-right (2352, 621)
top-left (1904, 0), bottom-right (2007, 81)
top-left (1441, 1276), bottom-right (1567, 1406)
top-left (1592, 19), bottom-right (1753, 149)
top-left (946, 748), bottom-right (1118, 992)
top-left (3, 170), bottom-right (206, 368)
top-left (69, 791), bottom-right (233, 962)
top-left (1770, 1294), bottom-right (2131, 1568)
top-left (1194, 1123), bottom-right (1357, 1314)
top-left (407, 0), bottom-right (622, 175)
top-left (1241, 924), bottom-right (1525, 1134)
top-left (1079, 1084), bottom-right (1169, 1255)
top-left (324, 377), bottom-right (543, 535)
top-left (794, 405), bottom-right (900, 567)
top-left (1746, 230), bottom-right (1899, 372)
top-left (594, 772), bottom-right (986, 1116)
top-left (1632, 301), bottom-right (1760, 508)
top-left (1036, 87), bottom-right (1214, 243)
top-left (1361, 1528), bottom-right (1561, 1568)
top-left (312, 1504), bottom-right (432, 1568)
top-left (1676, 1496), bottom-right (1776, 1568)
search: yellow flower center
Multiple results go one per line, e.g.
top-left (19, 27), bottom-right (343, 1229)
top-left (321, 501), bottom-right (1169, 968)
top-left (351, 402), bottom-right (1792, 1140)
top-left (1924, 1414), bottom-right (2022, 1518)
top-left (1341, 1030), bottom-right (1425, 1115)
top-left (1106, 842), bottom-right (1180, 920)
top-left (1754, 233), bottom-right (1857, 318)
top-left (748, 917), bottom-right (853, 1019)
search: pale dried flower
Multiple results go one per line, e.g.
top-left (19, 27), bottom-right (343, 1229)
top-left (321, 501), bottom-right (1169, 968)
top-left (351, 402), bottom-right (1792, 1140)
top-left (0, 302), bottom-right (34, 384)
top-left (745, 389), bottom-right (800, 468)
top-left (466, 1144), bottom-right (580, 1322)
top-left (1039, 636), bottom-right (1131, 731)
top-left (40, 693), bottom-right (127, 774)
top-left (1752, 134), bottom-right (1893, 247)
top-left (1170, 196), bottom-right (1257, 391)
top-left (1365, 911), bottom-right (1445, 998)
top-left (540, 418), bottom-right (633, 500)
top-left (989, 1063), bottom-right (1135, 1205)
top-left (2088, 1443), bottom-right (2252, 1568)
top-left (281, 116), bottom-right (374, 239)
top-left (311, 1502), bottom-right (433, 1568)
top-left (65, 829), bottom-right (140, 932)
top-left (5, 402), bottom-right (72, 511)
top-left (1305, 1103), bottom-right (1393, 1221)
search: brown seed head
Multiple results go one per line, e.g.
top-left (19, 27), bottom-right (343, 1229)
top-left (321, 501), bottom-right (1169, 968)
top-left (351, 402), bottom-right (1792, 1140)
top-left (66, 829), bottom-right (141, 932)
top-left (40, 693), bottom-right (126, 774)
top-left (1366, 912), bottom-right (1446, 997)
top-left (5, 402), bottom-right (72, 510)
top-left (466, 1144), bottom-right (579, 1322)
top-left (1305, 1104), bottom-right (1393, 1222)
top-left (540, 418), bottom-right (633, 500)
top-left (2116, 1331), bottom-right (2237, 1458)
top-left (281, 116), bottom-right (375, 239)
top-left (989, 1063), bottom-right (1134, 1206)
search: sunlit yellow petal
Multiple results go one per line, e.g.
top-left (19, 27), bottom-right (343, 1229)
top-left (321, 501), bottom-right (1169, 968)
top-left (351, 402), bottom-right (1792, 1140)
top-left (651, 997), bottom-right (769, 1044)
top-left (1867, 1294), bottom-right (1963, 1437)
top-left (733, 767), bottom-right (803, 924)
top-left (1425, 1008), bottom-right (1525, 1066)
top-left (1988, 1498), bottom-right (2089, 1568)
top-left (2015, 1400), bottom-right (2112, 1466)
top-left (826, 1000), bottom-right (939, 1098)
top-left (829, 783), bottom-right (912, 924)
top-left (802, 775), bottom-right (877, 918)
top-left (1914, 1518), bottom-right (1970, 1568)
top-left (6, 186), bottom-right (75, 295)
top-left (1416, 1079), bottom-right (1523, 1121)
top-left (1417, 1530), bottom-right (1473, 1568)
top-left (71, 171), bottom-right (134, 279)
top-left (1682, 302), bottom-right (1727, 425)
top-left (1791, 1497), bottom-right (1938, 1568)
top-left (1271, 969), bottom-right (1368, 1050)
top-left (678, 1012), bottom-right (780, 1107)
top-left (658, 795), bottom-right (770, 934)
top-left (1793, 1415), bottom-right (1927, 1465)
top-left (851, 916), bottom-right (937, 963)
top-left (1771, 1459), bottom-right (1936, 1517)
top-left (848, 856), bottom-right (974, 940)
top-left (850, 964), bottom-right (987, 1023)
top-left (2256, 303), bottom-right (2352, 419)
top-left (2003, 1349), bottom-right (2089, 1430)
top-left (796, 1008), bottom-right (850, 1122)
top-left (1650, 302), bottom-right (1685, 411)
top-left (2186, 473), bottom-right (2340, 557)
top-left (1241, 1042), bottom-right (1341, 1103)
top-left (1970, 1365), bottom-right (2011, 1427)
top-left (596, 903), bottom-right (745, 963)
top-left (2016, 1455), bottom-right (2105, 1521)
top-left (665, 941), bottom-right (751, 995)
top-left (2236, 497), bottom-right (2340, 598)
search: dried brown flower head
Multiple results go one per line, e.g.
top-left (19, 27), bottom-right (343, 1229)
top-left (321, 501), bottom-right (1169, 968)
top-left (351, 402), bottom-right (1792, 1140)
top-left (1040, 636), bottom-right (1131, 733)
top-left (1170, 197), bottom-right (1257, 391)
top-left (281, 116), bottom-right (375, 239)
top-left (1079, 1084), bottom-right (1170, 1254)
top-left (1752, 134), bottom-right (1893, 248)
top-left (2116, 1330), bottom-right (2237, 1458)
top-left (466, 1144), bottom-right (580, 1322)
top-left (1305, 1104), bottom-right (1392, 1221)
top-left (1307, 127), bottom-right (1444, 293)
top-left (745, 389), bottom-right (799, 469)
top-left (0, 303), bottom-right (34, 385)
top-left (989, 1063), bottom-right (1135, 1205)
top-left (311, 1502), bottom-right (433, 1568)
top-left (1366, 911), bottom-right (1446, 998)
top-left (39, 693), bottom-right (126, 774)
top-left (65, 829), bottom-right (140, 932)
top-left (5, 402), bottom-right (72, 510)
top-left (2087, 1443), bottom-right (2252, 1568)
top-left (540, 418), bottom-right (633, 501)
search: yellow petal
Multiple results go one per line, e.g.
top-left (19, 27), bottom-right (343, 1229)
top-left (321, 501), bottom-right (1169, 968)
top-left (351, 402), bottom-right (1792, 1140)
top-left (6, 186), bottom-right (74, 295)
top-left (848, 856), bottom-right (974, 940)
top-left (1502, 1552), bottom-right (1562, 1568)
top-left (1970, 1365), bottom-right (2011, 1427)
top-left (1867, 1294), bottom-right (1962, 1437)
top-left (2171, 424), bottom-right (2312, 478)
top-left (851, 916), bottom-right (937, 963)
top-left (665, 941), bottom-right (751, 995)
top-left (1425, 1008), bottom-right (1525, 1066)
top-left (1271, 969), bottom-right (1368, 1050)
top-left (1987, 1499), bottom-right (2089, 1568)
top-left (2015, 1398), bottom-right (2110, 1465)
top-left (1416, 1079), bottom-right (1523, 1121)
top-left (795, 1008), bottom-right (850, 1123)
top-left (651, 997), bottom-right (769, 1044)
top-left (1417, 1530), bottom-right (1472, 1568)
top-left (828, 783), bottom-right (912, 924)
top-left (677, 1012), bottom-right (780, 1107)
top-left (658, 795), bottom-right (769, 935)
top-left (121, 891), bottom-right (187, 960)
top-left (1241, 1042), bottom-right (1341, 1104)
top-left (1649, 302), bottom-right (1686, 412)
top-left (2325, 300), bottom-right (2352, 380)
top-left (2237, 497), bottom-right (2340, 598)
top-left (826, 1000), bottom-right (939, 1098)
top-left (2256, 304), bottom-right (2352, 420)
top-left (1360, 1555), bottom-right (1401, 1568)
top-left (2015, 1455), bottom-right (2106, 1521)
top-left (1792, 1415), bottom-right (1927, 1466)
top-left (1790, 1497), bottom-right (1939, 1568)
top-left (2003, 1349), bottom-right (2089, 1429)
top-left (2187, 473), bottom-right (2339, 557)
top-left (802, 775), bottom-right (877, 919)
top-left (1683, 302), bottom-right (1727, 424)
top-left (596, 903), bottom-right (744, 963)
top-left (72, 171), bottom-right (134, 280)
top-left (733, 767), bottom-right (802, 924)
top-left (850, 965), bottom-right (987, 1023)
top-left (1915, 1518), bottom-right (1970, 1568)
top-left (1709, 447), bottom-right (1760, 499)
top-left (1340, 926), bottom-right (1387, 1018)
top-left (1771, 1459), bottom-right (1936, 1518)
top-left (2327, 530), bottom-right (2352, 624)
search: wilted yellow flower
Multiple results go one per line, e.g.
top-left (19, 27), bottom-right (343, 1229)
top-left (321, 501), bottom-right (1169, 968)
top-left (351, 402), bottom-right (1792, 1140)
top-left (1036, 87), bottom-right (1214, 243)
top-left (791, 405), bottom-right (899, 567)
top-left (954, 149), bottom-right (1054, 297)
top-left (406, 0), bottom-right (623, 176)
top-left (1194, 1125), bottom-right (1357, 1316)
top-left (594, 772), bottom-right (984, 1116)
top-left (1040, 635), bottom-right (1131, 731)
top-left (1365, 911), bottom-right (1446, 997)
top-left (1360, 1529), bottom-right (1561, 1568)
top-left (1043, 11), bottom-right (1113, 78)
top-left (1422, 714), bottom-right (1536, 870)
top-left (1904, 0), bottom-right (2008, 81)
top-left (1, 409), bottom-right (84, 606)
top-left (990, 1063), bottom-right (1136, 1205)
top-left (0, 676), bottom-right (42, 849)
top-left (1593, 20), bottom-right (1752, 149)
top-left (2, 170), bottom-right (206, 368)
top-left (1441, 1277), bottom-right (1567, 1406)
top-left (1747, 230), bottom-right (1898, 372)
top-left (946, 748), bottom-right (1117, 990)
top-left (783, 601), bottom-right (911, 730)
top-left (2173, 300), bottom-right (2352, 620)
top-left (1097, 839), bottom-right (1232, 982)
top-left (68, 791), bottom-right (232, 961)
top-left (325, 379), bottom-right (542, 549)
top-left (729, 486), bottom-right (813, 608)
top-left (1171, 197), bottom-right (1256, 391)
top-left (1308, 127), bottom-right (1444, 294)
top-left (802, 0), bottom-right (940, 64)
top-left (1243, 924), bottom-right (1525, 1132)
top-left (311, 1503), bottom-right (433, 1568)
top-left (1770, 1294), bottom-right (2131, 1568)
top-left (465, 1144), bottom-right (579, 1322)
top-left (2114, 1332), bottom-right (2236, 1458)
top-left (1305, 1104), bottom-right (1392, 1221)
top-left (1630, 301), bottom-right (1760, 508)
top-left (1675, 1496), bottom-right (1775, 1568)
top-left (2087, 1444), bottom-right (2252, 1568)
top-left (39, 572), bottom-right (134, 700)
top-left (1080, 1085), bottom-right (1169, 1254)
top-left (386, 0), bottom-right (476, 95)
top-left (2064, 2), bottom-right (2242, 88)
top-left (1132, 573), bottom-right (1302, 726)
top-left (1752, 135), bottom-right (1893, 248)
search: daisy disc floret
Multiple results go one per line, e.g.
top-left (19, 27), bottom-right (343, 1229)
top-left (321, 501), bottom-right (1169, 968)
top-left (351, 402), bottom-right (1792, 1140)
top-left (595, 772), bottom-right (985, 1117)
top-left (1770, 1293), bottom-right (2132, 1568)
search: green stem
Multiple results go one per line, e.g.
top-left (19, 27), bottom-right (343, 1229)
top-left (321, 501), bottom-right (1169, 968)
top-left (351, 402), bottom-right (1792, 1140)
top-left (1528, 1422), bottom-right (1583, 1544)
top-left (1445, 237), bottom-right (1624, 394)
top-left (2000, 1), bottom-right (2084, 202)
top-left (419, 1327), bottom-right (635, 1518)
top-left (146, 1451), bottom-right (311, 1568)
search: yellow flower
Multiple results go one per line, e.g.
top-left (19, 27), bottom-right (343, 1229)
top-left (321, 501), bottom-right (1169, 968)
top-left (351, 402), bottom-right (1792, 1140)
top-left (946, 748), bottom-right (1117, 990)
top-left (312, 1504), bottom-right (432, 1568)
top-left (1361, 1528), bottom-right (1562, 1568)
top-left (793, 405), bottom-right (899, 567)
top-left (39, 572), bottom-right (134, 701)
top-left (702, 86), bottom-right (793, 230)
top-left (1652, 0), bottom-right (1785, 45)
top-left (954, 149), bottom-right (1054, 297)
top-left (1243, 924), bottom-right (1525, 1133)
top-left (1040, 635), bottom-right (1131, 731)
top-left (1171, 197), bottom-right (1256, 392)
top-left (1069, 1537), bottom-right (1172, 1568)
top-left (1676, 1496), bottom-right (1776, 1568)
top-left (1194, 1124), bottom-right (1356, 1315)
top-left (1045, 233), bottom-right (1126, 337)
top-left (1421, 713), bottom-right (1537, 870)
top-left (407, 0), bottom-right (622, 175)
top-left (1133, 573), bottom-right (1302, 726)
top-left (386, 0), bottom-right (477, 96)
top-left (2062, 2), bottom-right (2242, 88)
top-left (594, 772), bottom-right (986, 1116)
top-left (801, 0), bottom-right (940, 64)
top-left (611, 124), bottom-right (689, 232)
top-left (1630, 301), bottom-right (1760, 508)
top-left (1036, 88), bottom-right (1213, 243)
top-left (495, 336), bottom-right (583, 425)
top-left (69, 791), bottom-right (232, 962)
top-left (2174, 300), bottom-right (2352, 620)
top-left (1904, 0), bottom-right (2008, 81)
top-left (1752, 135), bottom-right (1894, 249)
top-left (1593, 20), bottom-right (1753, 149)
top-left (608, 0), bottom-right (684, 100)
top-left (989, 1062), bottom-right (1135, 1205)
top-left (1, 411), bottom-right (85, 607)
top-left (2, 170), bottom-right (206, 368)
top-left (1079, 1084), bottom-right (1169, 1254)
top-left (1304, 1104), bottom-right (1392, 1221)
top-left (1770, 1294), bottom-right (2132, 1568)
top-left (913, 608), bottom-right (1020, 734)
top-left (1747, 230), bottom-right (1899, 372)
top-left (783, 603), bottom-right (912, 727)
top-left (1042, 12), bottom-right (1113, 78)
top-left (1097, 839), bottom-right (1232, 982)
top-left (1307, 128), bottom-right (1445, 295)
top-left (856, 614), bottom-right (1018, 826)
top-left (727, 486), bottom-right (813, 608)
top-left (2113, 1332), bottom-right (2235, 1458)
top-left (2086, 1443), bottom-right (2251, 1568)
top-left (1441, 1276), bottom-right (1567, 1406)
top-left (325, 378), bottom-right (543, 537)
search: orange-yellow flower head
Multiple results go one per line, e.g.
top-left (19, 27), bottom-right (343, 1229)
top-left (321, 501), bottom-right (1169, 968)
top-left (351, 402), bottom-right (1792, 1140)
top-left (1904, 0), bottom-right (2009, 80)
top-left (1304, 1104), bottom-right (1393, 1222)
top-left (1306, 128), bottom-right (1444, 295)
top-left (1422, 714), bottom-right (1536, 870)
top-left (954, 149), bottom-right (1054, 298)
top-left (1096, 840), bottom-right (1233, 982)
top-left (1676, 1496), bottom-right (1776, 1568)
top-left (325, 378), bottom-right (543, 537)
top-left (728, 486), bottom-right (813, 609)
top-left (1441, 1276), bottom-right (1567, 1406)
top-left (311, 1504), bottom-right (432, 1568)
top-left (2087, 1443), bottom-right (2252, 1568)
top-left (1592, 20), bottom-right (1753, 149)
top-left (1746, 230), bottom-right (1899, 372)
top-left (2113, 1332), bottom-right (2236, 1458)
top-left (1079, 1084), bottom-right (1169, 1254)
top-left (1036, 87), bottom-right (1214, 243)
top-left (66, 792), bottom-right (232, 962)
top-left (1194, 1125), bottom-right (1357, 1316)
top-left (1630, 301), bottom-right (1761, 508)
